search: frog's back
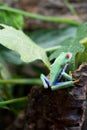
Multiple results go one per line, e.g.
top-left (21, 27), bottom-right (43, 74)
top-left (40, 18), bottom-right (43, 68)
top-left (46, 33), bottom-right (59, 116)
top-left (50, 63), bottom-right (61, 86)
top-left (50, 54), bottom-right (64, 86)
top-left (50, 52), bottom-right (72, 86)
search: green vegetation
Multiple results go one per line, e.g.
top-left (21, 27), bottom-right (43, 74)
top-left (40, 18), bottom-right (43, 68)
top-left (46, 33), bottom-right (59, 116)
top-left (0, 4), bottom-right (87, 115)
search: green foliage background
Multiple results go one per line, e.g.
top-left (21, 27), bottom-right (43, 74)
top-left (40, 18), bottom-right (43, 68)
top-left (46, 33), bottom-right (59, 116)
top-left (0, 4), bottom-right (87, 115)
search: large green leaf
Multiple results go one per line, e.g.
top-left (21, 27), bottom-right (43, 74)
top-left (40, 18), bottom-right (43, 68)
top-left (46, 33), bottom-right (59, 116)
top-left (49, 23), bottom-right (87, 70)
top-left (0, 24), bottom-right (50, 68)
top-left (29, 26), bottom-right (77, 48)
top-left (0, 26), bottom-right (77, 65)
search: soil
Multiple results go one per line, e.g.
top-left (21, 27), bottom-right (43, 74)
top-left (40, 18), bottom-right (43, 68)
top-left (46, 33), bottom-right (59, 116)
top-left (7, 63), bottom-right (87, 130)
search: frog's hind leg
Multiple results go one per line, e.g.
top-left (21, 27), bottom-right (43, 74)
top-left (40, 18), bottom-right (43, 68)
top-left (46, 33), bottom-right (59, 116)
top-left (40, 74), bottom-right (49, 89)
top-left (51, 81), bottom-right (74, 90)
top-left (62, 72), bottom-right (72, 80)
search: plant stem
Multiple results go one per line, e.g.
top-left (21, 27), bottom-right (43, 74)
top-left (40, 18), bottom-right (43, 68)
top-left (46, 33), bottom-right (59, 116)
top-left (0, 78), bottom-right (42, 85)
top-left (64, 0), bottom-right (78, 16)
top-left (0, 5), bottom-right (80, 26)
top-left (0, 96), bottom-right (27, 105)
top-left (45, 45), bottom-right (61, 53)
top-left (3, 84), bottom-right (13, 99)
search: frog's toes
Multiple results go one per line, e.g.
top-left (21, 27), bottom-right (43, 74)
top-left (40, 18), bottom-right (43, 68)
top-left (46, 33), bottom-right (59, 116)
top-left (40, 74), bottom-right (49, 89)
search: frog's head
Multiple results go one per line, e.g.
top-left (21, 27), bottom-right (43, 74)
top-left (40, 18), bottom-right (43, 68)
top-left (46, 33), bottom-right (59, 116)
top-left (64, 52), bottom-right (72, 64)
top-left (50, 52), bottom-right (72, 69)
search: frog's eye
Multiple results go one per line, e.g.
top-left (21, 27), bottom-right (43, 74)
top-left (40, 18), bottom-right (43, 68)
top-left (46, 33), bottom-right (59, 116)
top-left (66, 54), bottom-right (70, 59)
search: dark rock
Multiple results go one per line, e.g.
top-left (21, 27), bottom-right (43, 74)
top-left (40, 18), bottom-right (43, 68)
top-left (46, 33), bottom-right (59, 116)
top-left (7, 63), bottom-right (87, 130)
top-left (24, 63), bottom-right (87, 130)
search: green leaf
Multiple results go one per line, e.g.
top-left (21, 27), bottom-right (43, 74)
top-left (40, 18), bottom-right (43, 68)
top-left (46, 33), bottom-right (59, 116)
top-left (75, 38), bottom-right (87, 68)
top-left (0, 56), bottom-right (11, 79)
top-left (75, 51), bottom-right (87, 68)
top-left (29, 26), bottom-right (77, 48)
top-left (49, 23), bottom-right (87, 70)
top-left (0, 24), bottom-right (50, 68)
top-left (0, 10), bottom-right (24, 29)
top-left (0, 45), bottom-right (23, 65)
top-left (49, 38), bottom-right (84, 70)
top-left (76, 23), bottom-right (87, 40)
top-left (77, 23), bottom-right (87, 51)
top-left (0, 56), bottom-right (13, 101)
top-left (75, 23), bottom-right (87, 67)
top-left (0, 26), bottom-right (77, 65)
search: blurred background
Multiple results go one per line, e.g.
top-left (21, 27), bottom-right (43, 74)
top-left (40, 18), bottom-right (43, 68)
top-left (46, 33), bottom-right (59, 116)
top-left (0, 0), bottom-right (87, 130)
top-left (1, 0), bottom-right (87, 29)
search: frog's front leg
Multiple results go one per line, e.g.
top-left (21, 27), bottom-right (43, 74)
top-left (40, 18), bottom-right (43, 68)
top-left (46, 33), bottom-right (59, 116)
top-left (61, 64), bottom-right (72, 81)
top-left (40, 74), bottom-right (50, 89)
top-left (62, 72), bottom-right (72, 81)
top-left (51, 81), bottom-right (74, 90)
